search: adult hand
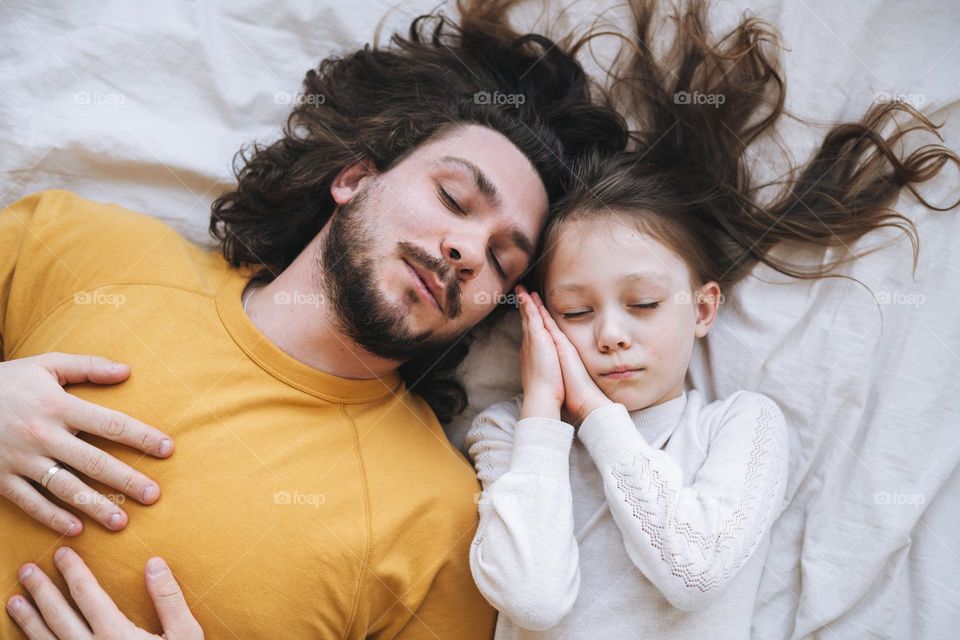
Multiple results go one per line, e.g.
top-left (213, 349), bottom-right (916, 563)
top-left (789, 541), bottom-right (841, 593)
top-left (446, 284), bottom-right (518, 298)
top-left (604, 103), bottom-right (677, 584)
top-left (516, 285), bottom-right (563, 421)
top-left (7, 547), bottom-right (203, 640)
top-left (0, 353), bottom-right (174, 535)
top-left (529, 292), bottom-right (612, 424)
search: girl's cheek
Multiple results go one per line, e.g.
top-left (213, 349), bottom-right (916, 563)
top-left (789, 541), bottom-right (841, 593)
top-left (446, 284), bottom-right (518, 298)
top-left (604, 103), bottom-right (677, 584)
top-left (564, 326), bottom-right (595, 361)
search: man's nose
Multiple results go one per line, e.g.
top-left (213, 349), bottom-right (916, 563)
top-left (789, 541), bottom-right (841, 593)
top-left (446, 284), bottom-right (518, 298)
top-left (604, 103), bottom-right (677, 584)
top-left (443, 237), bottom-right (484, 281)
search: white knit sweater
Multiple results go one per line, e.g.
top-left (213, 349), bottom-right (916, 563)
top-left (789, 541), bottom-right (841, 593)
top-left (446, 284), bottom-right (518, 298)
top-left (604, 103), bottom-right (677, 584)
top-left (465, 389), bottom-right (789, 640)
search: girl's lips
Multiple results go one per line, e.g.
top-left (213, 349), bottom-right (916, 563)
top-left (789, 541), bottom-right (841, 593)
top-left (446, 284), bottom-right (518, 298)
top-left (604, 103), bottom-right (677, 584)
top-left (600, 368), bottom-right (644, 380)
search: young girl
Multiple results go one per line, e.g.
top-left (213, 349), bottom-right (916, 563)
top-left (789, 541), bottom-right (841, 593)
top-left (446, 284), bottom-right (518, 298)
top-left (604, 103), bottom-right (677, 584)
top-left (465, 1), bottom-right (957, 638)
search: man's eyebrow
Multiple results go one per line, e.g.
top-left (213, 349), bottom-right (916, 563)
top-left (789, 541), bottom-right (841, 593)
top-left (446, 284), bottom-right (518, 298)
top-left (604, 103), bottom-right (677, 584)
top-left (508, 226), bottom-right (535, 258)
top-left (436, 155), bottom-right (534, 260)
top-left (437, 156), bottom-right (502, 209)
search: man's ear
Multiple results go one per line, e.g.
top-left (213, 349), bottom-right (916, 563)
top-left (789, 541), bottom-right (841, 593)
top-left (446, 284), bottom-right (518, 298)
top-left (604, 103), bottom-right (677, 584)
top-left (330, 159), bottom-right (378, 205)
top-left (693, 281), bottom-right (722, 338)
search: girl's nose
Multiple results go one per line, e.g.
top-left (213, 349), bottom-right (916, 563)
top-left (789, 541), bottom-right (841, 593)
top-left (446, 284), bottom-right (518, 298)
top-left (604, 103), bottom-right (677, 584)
top-left (596, 314), bottom-right (632, 352)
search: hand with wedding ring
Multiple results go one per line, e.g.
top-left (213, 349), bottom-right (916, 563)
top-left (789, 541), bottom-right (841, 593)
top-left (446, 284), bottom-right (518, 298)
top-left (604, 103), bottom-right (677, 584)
top-left (0, 353), bottom-right (174, 536)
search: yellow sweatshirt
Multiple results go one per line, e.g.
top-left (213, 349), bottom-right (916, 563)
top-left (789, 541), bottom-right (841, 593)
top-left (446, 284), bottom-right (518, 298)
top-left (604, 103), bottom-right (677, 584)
top-left (0, 190), bottom-right (495, 639)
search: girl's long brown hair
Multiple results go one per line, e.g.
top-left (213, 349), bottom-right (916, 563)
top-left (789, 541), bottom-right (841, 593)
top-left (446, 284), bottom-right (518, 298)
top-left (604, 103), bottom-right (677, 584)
top-left (535, 0), bottom-right (959, 292)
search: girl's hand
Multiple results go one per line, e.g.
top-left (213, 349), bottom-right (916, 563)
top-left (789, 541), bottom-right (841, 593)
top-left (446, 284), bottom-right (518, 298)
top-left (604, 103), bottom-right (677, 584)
top-left (516, 285), bottom-right (563, 421)
top-left (530, 292), bottom-right (612, 424)
top-left (0, 354), bottom-right (174, 536)
top-left (7, 547), bottom-right (204, 640)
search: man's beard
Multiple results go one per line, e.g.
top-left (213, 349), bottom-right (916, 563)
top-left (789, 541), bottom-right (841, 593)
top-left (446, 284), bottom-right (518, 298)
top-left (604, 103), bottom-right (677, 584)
top-left (317, 183), bottom-right (465, 363)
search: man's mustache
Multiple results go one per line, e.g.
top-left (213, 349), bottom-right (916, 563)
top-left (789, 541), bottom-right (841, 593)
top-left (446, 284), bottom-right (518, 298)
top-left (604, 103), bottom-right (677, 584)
top-left (397, 241), bottom-right (462, 319)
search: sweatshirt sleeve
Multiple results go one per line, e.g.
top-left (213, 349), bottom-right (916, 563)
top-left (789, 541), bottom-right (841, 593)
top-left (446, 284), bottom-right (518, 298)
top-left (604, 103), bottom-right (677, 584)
top-left (464, 400), bottom-right (581, 631)
top-left (577, 391), bottom-right (789, 612)
top-left (389, 527), bottom-right (497, 640)
top-left (0, 191), bottom-right (44, 357)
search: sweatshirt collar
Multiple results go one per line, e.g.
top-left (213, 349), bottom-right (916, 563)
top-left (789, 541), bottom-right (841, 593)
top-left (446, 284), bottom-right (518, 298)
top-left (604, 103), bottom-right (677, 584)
top-left (216, 267), bottom-right (403, 403)
top-left (628, 391), bottom-right (688, 435)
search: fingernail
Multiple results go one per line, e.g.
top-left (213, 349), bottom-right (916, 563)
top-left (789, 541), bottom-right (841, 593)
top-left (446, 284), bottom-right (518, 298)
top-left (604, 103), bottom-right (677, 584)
top-left (18, 566), bottom-right (33, 581)
top-left (159, 438), bottom-right (172, 456)
top-left (109, 513), bottom-right (123, 529)
top-left (65, 520), bottom-right (80, 536)
top-left (109, 363), bottom-right (125, 372)
top-left (55, 547), bottom-right (69, 562)
top-left (147, 557), bottom-right (168, 577)
top-left (142, 484), bottom-right (158, 502)
top-left (7, 596), bottom-right (24, 614)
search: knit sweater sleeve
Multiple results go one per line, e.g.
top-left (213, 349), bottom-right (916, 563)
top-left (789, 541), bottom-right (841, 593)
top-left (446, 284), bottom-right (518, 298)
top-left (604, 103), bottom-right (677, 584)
top-left (577, 391), bottom-right (789, 612)
top-left (464, 400), bottom-right (580, 631)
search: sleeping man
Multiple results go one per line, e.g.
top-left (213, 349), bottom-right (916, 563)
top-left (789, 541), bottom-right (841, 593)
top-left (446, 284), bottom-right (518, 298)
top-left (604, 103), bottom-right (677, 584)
top-left (0, 5), bottom-right (625, 638)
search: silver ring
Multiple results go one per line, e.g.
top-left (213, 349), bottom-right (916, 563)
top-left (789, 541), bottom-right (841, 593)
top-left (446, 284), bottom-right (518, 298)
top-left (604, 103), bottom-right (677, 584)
top-left (40, 463), bottom-right (64, 489)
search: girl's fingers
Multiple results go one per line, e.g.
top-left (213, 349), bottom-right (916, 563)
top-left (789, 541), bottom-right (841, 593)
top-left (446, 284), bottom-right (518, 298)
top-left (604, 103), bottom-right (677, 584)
top-left (521, 292), bottom-right (549, 337)
top-left (5, 596), bottom-right (58, 640)
top-left (16, 562), bottom-right (92, 639)
top-left (530, 292), bottom-right (562, 339)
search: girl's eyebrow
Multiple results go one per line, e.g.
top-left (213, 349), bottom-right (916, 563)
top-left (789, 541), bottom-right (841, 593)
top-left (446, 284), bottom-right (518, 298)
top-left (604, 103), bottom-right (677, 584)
top-left (550, 271), bottom-right (668, 296)
top-left (621, 271), bottom-right (668, 285)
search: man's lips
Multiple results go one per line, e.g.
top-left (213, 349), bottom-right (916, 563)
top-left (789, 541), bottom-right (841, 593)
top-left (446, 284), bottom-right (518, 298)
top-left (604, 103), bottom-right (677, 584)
top-left (404, 258), bottom-right (444, 313)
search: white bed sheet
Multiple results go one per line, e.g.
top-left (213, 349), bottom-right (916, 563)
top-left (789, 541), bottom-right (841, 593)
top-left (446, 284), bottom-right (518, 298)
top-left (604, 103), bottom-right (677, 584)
top-left (2, 1), bottom-right (958, 637)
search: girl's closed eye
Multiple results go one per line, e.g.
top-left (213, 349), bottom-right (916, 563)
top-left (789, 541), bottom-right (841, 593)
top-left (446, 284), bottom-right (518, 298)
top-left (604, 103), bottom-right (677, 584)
top-left (561, 302), bottom-right (660, 320)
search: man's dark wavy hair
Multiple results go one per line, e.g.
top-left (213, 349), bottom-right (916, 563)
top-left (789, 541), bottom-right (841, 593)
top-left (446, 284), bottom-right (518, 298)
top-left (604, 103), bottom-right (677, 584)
top-left (208, 0), bottom-right (628, 424)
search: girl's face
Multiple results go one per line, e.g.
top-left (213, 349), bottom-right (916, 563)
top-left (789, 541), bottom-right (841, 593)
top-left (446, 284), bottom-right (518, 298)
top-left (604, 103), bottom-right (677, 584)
top-left (544, 216), bottom-right (720, 412)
